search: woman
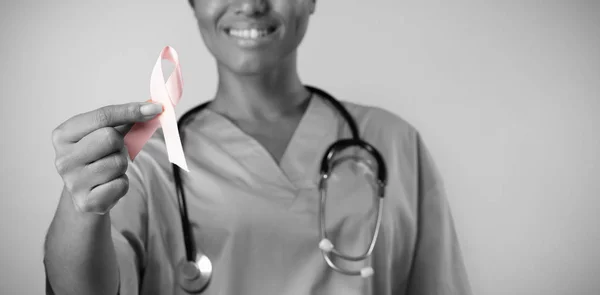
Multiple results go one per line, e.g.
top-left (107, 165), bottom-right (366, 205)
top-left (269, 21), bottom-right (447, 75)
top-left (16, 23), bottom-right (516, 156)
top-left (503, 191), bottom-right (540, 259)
top-left (44, 0), bottom-right (472, 294)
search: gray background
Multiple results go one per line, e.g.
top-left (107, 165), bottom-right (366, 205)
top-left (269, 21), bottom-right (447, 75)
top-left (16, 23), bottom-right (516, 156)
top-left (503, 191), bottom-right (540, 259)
top-left (1, 0), bottom-right (599, 294)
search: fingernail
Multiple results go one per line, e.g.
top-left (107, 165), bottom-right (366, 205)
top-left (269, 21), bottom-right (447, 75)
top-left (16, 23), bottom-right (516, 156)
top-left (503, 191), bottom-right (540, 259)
top-left (140, 103), bottom-right (163, 116)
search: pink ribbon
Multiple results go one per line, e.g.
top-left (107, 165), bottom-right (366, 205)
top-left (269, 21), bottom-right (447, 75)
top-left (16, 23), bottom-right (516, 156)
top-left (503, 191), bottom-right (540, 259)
top-left (124, 46), bottom-right (189, 172)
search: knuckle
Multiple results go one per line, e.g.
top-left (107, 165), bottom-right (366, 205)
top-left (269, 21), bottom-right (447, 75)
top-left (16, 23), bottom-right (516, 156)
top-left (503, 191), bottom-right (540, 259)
top-left (64, 181), bottom-right (75, 194)
top-left (113, 176), bottom-right (130, 197)
top-left (63, 177), bottom-right (80, 196)
top-left (103, 128), bottom-right (123, 150)
top-left (95, 108), bottom-right (111, 127)
top-left (87, 159), bottom-right (105, 175)
top-left (127, 103), bottom-right (142, 119)
top-left (100, 126), bottom-right (113, 138)
top-left (54, 157), bottom-right (69, 174)
top-left (94, 154), bottom-right (127, 175)
top-left (113, 155), bottom-right (128, 173)
top-left (51, 127), bottom-right (63, 145)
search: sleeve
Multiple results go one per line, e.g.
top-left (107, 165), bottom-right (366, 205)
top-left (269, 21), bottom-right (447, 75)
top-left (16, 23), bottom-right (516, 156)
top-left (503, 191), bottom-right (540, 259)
top-left (110, 159), bottom-right (149, 295)
top-left (405, 132), bottom-right (472, 295)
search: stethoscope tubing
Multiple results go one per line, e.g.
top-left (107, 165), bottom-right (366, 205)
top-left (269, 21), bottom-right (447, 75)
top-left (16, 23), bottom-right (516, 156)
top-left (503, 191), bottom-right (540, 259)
top-left (172, 85), bottom-right (387, 292)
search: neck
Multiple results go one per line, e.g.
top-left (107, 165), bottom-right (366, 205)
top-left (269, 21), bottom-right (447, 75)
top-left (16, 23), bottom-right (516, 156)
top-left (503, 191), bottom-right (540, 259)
top-left (210, 53), bottom-right (311, 121)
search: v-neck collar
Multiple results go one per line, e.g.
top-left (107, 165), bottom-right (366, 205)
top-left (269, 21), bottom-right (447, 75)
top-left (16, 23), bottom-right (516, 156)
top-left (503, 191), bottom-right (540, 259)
top-left (200, 93), bottom-right (340, 191)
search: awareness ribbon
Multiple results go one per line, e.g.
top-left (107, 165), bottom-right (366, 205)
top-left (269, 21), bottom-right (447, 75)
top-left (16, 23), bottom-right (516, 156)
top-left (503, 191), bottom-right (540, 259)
top-left (124, 46), bottom-right (189, 172)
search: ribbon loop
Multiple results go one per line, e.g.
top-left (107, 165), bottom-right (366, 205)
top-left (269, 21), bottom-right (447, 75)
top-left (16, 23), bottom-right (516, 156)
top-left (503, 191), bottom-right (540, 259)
top-left (124, 46), bottom-right (189, 172)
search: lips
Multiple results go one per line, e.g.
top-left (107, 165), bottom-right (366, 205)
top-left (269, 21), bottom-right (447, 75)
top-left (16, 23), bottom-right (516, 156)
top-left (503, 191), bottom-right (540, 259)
top-left (224, 25), bottom-right (278, 40)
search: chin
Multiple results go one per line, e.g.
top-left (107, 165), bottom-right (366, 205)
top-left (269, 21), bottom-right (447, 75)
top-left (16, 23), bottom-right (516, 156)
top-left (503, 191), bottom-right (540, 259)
top-left (224, 53), bottom-right (282, 76)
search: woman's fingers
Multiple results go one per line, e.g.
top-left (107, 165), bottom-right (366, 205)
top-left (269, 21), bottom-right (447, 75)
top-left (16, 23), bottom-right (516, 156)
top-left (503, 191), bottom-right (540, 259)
top-left (54, 102), bottom-right (163, 143)
top-left (74, 127), bottom-right (125, 164)
top-left (75, 175), bottom-right (130, 215)
top-left (83, 151), bottom-right (129, 187)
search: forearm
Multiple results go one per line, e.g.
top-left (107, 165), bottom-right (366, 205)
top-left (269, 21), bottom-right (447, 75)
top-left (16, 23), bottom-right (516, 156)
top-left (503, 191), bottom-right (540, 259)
top-left (44, 188), bottom-right (120, 295)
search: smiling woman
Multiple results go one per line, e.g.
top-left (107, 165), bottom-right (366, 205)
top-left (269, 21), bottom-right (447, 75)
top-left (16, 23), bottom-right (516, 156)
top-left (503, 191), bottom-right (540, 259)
top-left (192, 0), bottom-right (312, 76)
top-left (42, 1), bottom-right (472, 295)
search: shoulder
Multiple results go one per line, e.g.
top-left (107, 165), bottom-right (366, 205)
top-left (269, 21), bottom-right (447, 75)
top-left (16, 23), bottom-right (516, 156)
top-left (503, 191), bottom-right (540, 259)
top-left (337, 99), bottom-right (433, 180)
top-left (340, 100), bottom-right (419, 144)
top-left (336, 98), bottom-right (444, 192)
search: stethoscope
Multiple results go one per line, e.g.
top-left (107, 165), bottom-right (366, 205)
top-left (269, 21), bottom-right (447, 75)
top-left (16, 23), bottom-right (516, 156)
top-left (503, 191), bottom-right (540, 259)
top-left (172, 86), bottom-right (387, 293)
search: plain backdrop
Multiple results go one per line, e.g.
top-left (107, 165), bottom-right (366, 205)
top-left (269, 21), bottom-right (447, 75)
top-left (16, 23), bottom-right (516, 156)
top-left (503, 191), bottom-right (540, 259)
top-left (1, 1), bottom-right (599, 294)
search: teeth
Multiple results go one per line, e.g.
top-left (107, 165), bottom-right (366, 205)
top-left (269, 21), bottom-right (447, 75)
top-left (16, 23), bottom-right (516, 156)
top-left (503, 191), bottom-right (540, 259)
top-left (228, 28), bottom-right (271, 39)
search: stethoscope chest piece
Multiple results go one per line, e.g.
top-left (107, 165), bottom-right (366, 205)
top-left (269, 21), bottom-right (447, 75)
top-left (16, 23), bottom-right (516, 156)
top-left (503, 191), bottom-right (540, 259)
top-left (176, 253), bottom-right (212, 293)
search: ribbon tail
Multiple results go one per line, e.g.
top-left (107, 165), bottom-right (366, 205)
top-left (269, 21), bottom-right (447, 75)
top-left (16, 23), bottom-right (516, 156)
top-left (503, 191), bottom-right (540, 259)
top-left (159, 105), bottom-right (189, 172)
top-left (124, 117), bottom-right (161, 160)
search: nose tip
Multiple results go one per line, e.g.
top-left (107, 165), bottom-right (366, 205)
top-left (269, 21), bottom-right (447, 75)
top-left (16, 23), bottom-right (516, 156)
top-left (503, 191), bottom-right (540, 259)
top-left (236, 1), bottom-right (269, 16)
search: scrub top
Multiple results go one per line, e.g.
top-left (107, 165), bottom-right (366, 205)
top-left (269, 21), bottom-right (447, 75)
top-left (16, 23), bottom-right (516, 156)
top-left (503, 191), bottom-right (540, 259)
top-left (110, 94), bottom-right (472, 295)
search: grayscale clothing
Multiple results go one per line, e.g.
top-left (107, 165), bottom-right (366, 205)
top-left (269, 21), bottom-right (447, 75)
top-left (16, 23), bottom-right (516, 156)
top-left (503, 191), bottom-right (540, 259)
top-left (110, 95), bottom-right (472, 294)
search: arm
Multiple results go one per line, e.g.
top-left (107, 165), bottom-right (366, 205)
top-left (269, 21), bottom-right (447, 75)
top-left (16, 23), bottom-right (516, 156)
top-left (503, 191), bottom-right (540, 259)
top-left (43, 188), bottom-right (120, 295)
top-left (44, 159), bottom-right (149, 295)
top-left (44, 102), bottom-right (162, 295)
top-left (405, 133), bottom-right (472, 295)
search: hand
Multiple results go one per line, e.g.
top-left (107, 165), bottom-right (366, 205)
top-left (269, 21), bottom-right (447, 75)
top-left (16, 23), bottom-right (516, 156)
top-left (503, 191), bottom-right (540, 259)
top-left (52, 102), bottom-right (163, 214)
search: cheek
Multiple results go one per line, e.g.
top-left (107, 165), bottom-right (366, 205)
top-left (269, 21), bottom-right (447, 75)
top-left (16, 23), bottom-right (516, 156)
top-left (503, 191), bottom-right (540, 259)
top-left (293, 13), bottom-right (310, 41)
top-left (193, 1), bottom-right (222, 33)
top-left (288, 14), bottom-right (311, 52)
top-left (193, 3), bottom-right (223, 52)
top-left (273, 1), bottom-right (312, 45)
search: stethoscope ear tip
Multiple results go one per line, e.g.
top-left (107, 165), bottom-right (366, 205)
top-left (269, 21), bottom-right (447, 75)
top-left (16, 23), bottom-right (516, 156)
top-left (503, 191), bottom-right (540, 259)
top-left (319, 239), bottom-right (334, 252)
top-left (360, 267), bottom-right (374, 278)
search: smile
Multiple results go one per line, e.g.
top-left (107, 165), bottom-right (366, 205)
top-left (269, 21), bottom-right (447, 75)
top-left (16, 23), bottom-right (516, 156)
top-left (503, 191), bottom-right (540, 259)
top-left (225, 27), bottom-right (277, 40)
